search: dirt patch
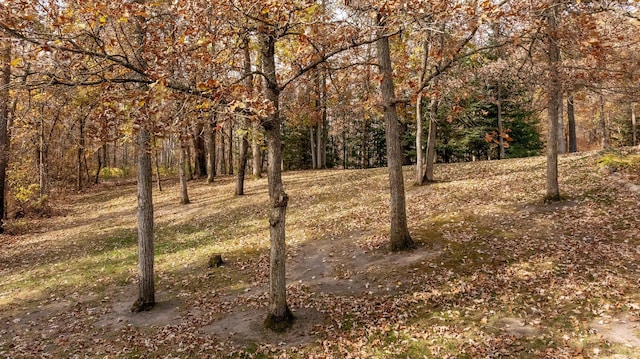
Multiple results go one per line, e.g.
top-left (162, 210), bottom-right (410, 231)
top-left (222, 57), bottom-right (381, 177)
top-left (95, 286), bottom-right (182, 329)
top-left (203, 307), bottom-right (326, 348)
top-left (590, 314), bottom-right (640, 347)
top-left (288, 235), bottom-right (442, 296)
top-left (496, 317), bottom-right (542, 337)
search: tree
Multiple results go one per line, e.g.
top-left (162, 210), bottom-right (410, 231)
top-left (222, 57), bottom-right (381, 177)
top-left (258, 28), bottom-right (294, 329)
top-left (567, 95), bottom-right (577, 152)
top-left (235, 37), bottom-right (252, 196)
top-left (0, 39), bottom-right (10, 232)
top-left (545, 1), bottom-right (561, 202)
top-left (376, 11), bottom-right (413, 251)
top-left (131, 2), bottom-right (155, 312)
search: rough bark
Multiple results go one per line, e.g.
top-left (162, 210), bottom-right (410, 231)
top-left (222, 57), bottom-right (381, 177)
top-left (415, 92), bottom-right (424, 185)
top-left (132, 127), bottom-right (155, 312)
top-left (260, 32), bottom-right (293, 331)
top-left (131, 2), bottom-right (155, 312)
top-left (236, 38), bottom-right (251, 196)
top-left (251, 121), bottom-right (263, 178)
top-left (423, 95), bottom-right (438, 184)
top-left (0, 40), bottom-right (9, 232)
top-left (154, 146), bottom-right (162, 192)
top-left (207, 117), bottom-right (216, 183)
top-left (320, 72), bottom-right (327, 168)
top-left (567, 95), bottom-right (577, 153)
top-left (316, 118), bottom-right (323, 169)
top-left (599, 94), bottom-right (608, 149)
top-left (557, 93), bottom-right (566, 154)
top-left (179, 143), bottom-right (190, 204)
top-left (77, 115), bottom-right (85, 191)
top-left (310, 127), bottom-right (317, 169)
top-left (632, 103), bottom-right (637, 146)
top-left (497, 84), bottom-right (505, 160)
top-left (94, 144), bottom-right (104, 184)
top-left (415, 39), bottom-right (429, 185)
top-left (376, 14), bottom-right (414, 251)
top-left (228, 125), bottom-right (234, 176)
top-left (545, 3), bottom-right (561, 202)
top-left (193, 123), bottom-right (207, 178)
top-left (216, 125), bottom-right (226, 175)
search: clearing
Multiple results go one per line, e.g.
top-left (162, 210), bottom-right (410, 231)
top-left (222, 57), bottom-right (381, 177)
top-left (1, 150), bottom-right (640, 358)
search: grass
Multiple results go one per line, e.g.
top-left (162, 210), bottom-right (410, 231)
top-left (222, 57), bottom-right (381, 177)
top-left (1, 149), bottom-right (640, 357)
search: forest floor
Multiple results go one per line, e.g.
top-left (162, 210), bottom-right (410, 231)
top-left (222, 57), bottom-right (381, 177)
top-left (1, 148), bottom-right (640, 358)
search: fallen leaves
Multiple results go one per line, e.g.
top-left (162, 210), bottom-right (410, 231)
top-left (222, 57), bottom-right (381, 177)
top-left (2, 150), bottom-right (640, 357)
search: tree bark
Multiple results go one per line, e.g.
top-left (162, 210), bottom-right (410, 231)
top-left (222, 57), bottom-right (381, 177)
top-left (376, 13), bottom-right (413, 251)
top-left (94, 144), bottom-right (103, 184)
top-left (154, 145), bottom-right (162, 192)
top-left (415, 39), bottom-right (429, 185)
top-left (228, 125), bottom-right (234, 176)
top-left (632, 103), bottom-right (637, 146)
top-left (320, 72), bottom-right (327, 168)
top-left (77, 115), bottom-right (85, 191)
top-left (207, 117), bottom-right (216, 183)
top-left (236, 38), bottom-right (251, 196)
top-left (0, 40), bottom-right (10, 232)
top-left (545, 3), bottom-right (561, 202)
top-left (131, 2), bottom-right (155, 312)
top-left (179, 142), bottom-right (190, 204)
top-left (557, 93), bottom-right (566, 154)
top-left (260, 31), bottom-right (293, 331)
top-left (567, 95), bottom-right (577, 153)
top-left (599, 94), bottom-right (608, 149)
top-left (415, 92), bottom-right (424, 185)
top-left (251, 121), bottom-right (263, 178)
top-left (497, 84), bottom-right (505, 160)
top-left (216, 125), bottom-right (226, 175)
top-left (133, 127), bottom-right (155, 312)
top-left (193, 123), bottom-right (207, 178)
top-left (310, 127), bottom-right (316, 169)
top-left (423, 95), bottom-right (438, 183)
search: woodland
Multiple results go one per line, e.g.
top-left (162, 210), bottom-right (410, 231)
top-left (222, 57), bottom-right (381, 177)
top-left (1, 0), bottom-right (640, 357)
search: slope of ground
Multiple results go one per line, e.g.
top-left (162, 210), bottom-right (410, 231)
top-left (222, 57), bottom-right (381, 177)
top-left (1, 149), bottom-right (639, 358)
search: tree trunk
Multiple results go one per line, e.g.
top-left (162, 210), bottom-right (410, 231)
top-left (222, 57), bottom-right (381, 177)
top-left (39, 117), bottom-right (48, 195)
top-left (415, 92), bottom-right (424, 185)
top-left (131, 4), bottom-right (155, 312)
top-left (310, 127), bottom-right (316, 169)
top-left (545, 3), bottom-right (561, 202)
top-left (415, 39), bottom-right (429, 185)
top-left (567, 95), bottom-right (577, 153)
top-left (316, 121), bottom-right (322, 169)
top-left (497, 84), bottom-right (505, 160)
top-left (193, 123), bottom-right (207, 178)
top-left (557, 92), bottom-right (566, 154)
top-left (154, 146), bottom-right (162, 192)
top-left (185, 141), bottom-right (194, 180)
top-left (236, 37), bottom-right (251, 196)
top-left (77, 115), bottom-right (85, 191)
top-left (320, 72), bottom-right (327, 168)
top-left (133, 127), bottom-right (155, 312)
top-left (0, 40), bottom-right (9, 232)
top-left (179, 143), bottom-right (190, 204)
top-left (227, 125), bottom-right (234, 175)
top-left (236, 122), bottom-right (249, 195)
top-left (207, 117), bottom-right (216, 183)
top-left (632, 103), bottom-right (637, 146)
top-left (94, 144), bottom-right (103, 184)
top-left (376, 14), bottom-right (413, 251)
top-left (599, 94), bottom-right (608, 149)
top-left (423, 95), bottom-right (438, 183)
top-left (252, 121), bottom-right (263, 178)
top-left (217, 125), bottom-right (226, 175)
top-left (260, 31), bottom-right (293, 331)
